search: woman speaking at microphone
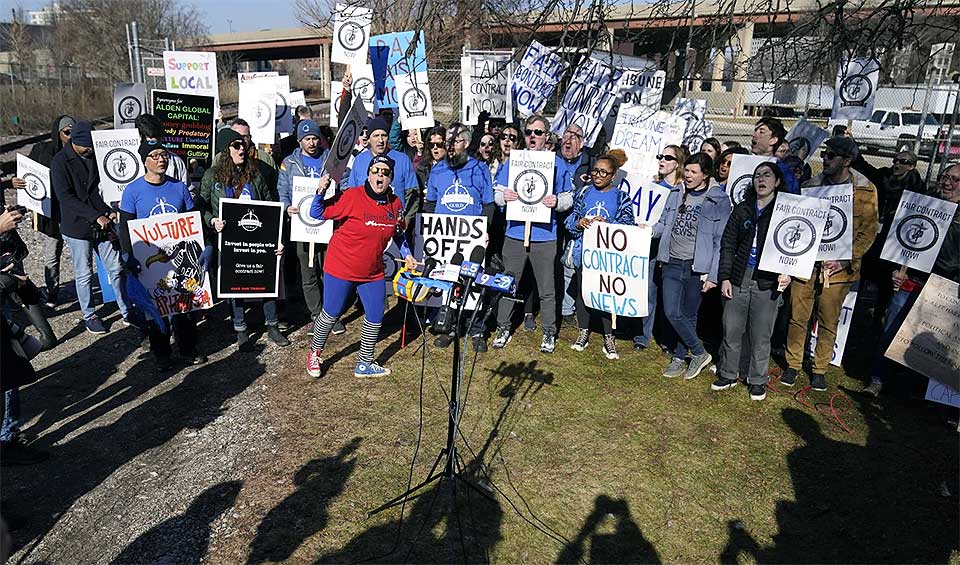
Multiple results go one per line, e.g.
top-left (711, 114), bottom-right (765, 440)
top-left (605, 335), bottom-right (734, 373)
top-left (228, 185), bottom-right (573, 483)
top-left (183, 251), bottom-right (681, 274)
top-left (306, 155), bottom-right (417, 378)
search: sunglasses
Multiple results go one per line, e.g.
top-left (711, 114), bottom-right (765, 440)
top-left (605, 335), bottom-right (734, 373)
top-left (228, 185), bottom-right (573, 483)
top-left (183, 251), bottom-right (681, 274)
top-left (524, 128), bottom-right (546, 137)
top-left (893, 158), bottom-right (915, 165)
top-left (62, 129), bottom-right (72, 136)
top-left (370, 167), bottom-right (393, 176)
top-left (499, 133), bottom-right (518, 141)
top-left (591, 168), bottom-right (613, 177)
top-left (821, 150), bottom-right (841, 160)
top-left (228, 140), bottom-right (246, 151)
top-left (429, 141), bottom-right (445, 149)
top-left (656, 154), bottom-right (677, 162)
top-left (479, 141), bottom-right (494, 148)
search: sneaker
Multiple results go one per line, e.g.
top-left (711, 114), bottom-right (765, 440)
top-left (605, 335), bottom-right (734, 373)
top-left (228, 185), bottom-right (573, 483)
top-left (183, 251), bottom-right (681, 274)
top-left (780, 368), bottom-right (798, 387)
top-left (685, 352), bottom-right (713, 379)
top-left (355, 361), bottom-right (391, 378)
top-left (862, 380), bottom-right (882, 397)
top-left (237, 329), bottom-right (254, 352)
top-left (810, 373), bottom-right (827, 391)
top-left (0, 441), bottom-right (49, 466)
top-left (663, 357), bottom-right (686, 378)
top-left (267, 326), bottom-right (291, 347)
top-left (434, 333), bottom-right (453, 348)
top-left (602, 334), bottom-right (619, 360)
top-left (540, 333), bottom-right (556, 353)
top-left (570, 329), bottom-right (590, 351)
top-left (307, 349), bottom-right (323, 378)
top-left (633, 340), bottom-right (648, 352)
top-left (711, 376), bottom-right (738, 391)
top-left (277, 320), bottom-right (292, 331)
top-left (749, 384), bottom-right (767, 401)
top-left (471, 335), bottom-right (488, 353)
top-left (84, 317), bottom-right (107, 334)
top-left (523, 314), bottom-right (537, 332)
top-left (331, 321), bottom-right (346, 335)
top-left (492, 327), bottom-right (512, 349)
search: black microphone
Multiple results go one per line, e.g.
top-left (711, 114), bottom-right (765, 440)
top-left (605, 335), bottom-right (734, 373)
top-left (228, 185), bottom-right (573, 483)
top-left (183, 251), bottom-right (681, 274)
top-left (459, 246), bottom-right (487, 282)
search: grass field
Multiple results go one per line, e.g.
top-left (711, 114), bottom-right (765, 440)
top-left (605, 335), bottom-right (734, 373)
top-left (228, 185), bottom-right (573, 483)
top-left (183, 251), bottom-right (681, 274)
top-left (213, 304), bottom-right (960, 564)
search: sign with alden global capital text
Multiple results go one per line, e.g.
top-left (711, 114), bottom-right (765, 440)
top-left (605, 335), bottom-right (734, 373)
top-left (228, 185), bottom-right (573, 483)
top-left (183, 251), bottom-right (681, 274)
top-left (152, 90), bottom-right (215, 162)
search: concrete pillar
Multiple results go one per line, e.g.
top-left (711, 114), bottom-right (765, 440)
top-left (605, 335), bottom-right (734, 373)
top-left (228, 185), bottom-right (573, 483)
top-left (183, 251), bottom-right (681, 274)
top-left (321, 42), bottom-right (330, 98)
top-left (732, 22), bottom-right (754, 117)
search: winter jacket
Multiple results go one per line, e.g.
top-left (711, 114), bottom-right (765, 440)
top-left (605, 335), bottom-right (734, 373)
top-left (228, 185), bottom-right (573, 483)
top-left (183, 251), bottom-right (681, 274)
top-left (653, 184), bottom-right (732, 283)
top-left (718, 196), bottom-right (780, 290)
top-left (564, 184), bottom-right (634, 268)
top-left (277, 147), bottom-right (330, 209)
top-left (26, 114), bottom-right (72, 239)
top-left (197, 162), bottom-right (278, 230)
top-left (50, 143), bottom-right (112, 240)
top-left (851, 155), bottom-right (926, 261)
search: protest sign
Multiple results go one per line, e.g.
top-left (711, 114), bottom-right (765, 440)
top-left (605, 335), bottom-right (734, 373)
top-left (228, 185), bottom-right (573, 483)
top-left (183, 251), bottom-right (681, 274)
top-left (785, 119), bottom-right (829, 163)
top-left (368, 31), bottom-right (427, 110)
top-left (609, 108), bottom-right (684, 183)
top-left (551, 57), bottom-right (623, 147)
top-left (163, 51), bottom-right (218, 102)
top-left (832, 58), bottom-right (881, 121)
top-left (506, 150), bottom-right (555, 225)
top-left (672, 98), bottom-right (710, 150)
top-left (808, 282), bottom-right (858, 367)
top-left (511, 40), bottom-right (568, 118)
top-left (617, 176), bottom-right (670, 225)
top-left (238, 71), bottom-right (277, 84)
top-left (758, 193), bottom-right (830, 279)
top-left (602, 64), bottom-right (663, 137)
top-left (349, 63), bottom-right (377, 114)
top-left (395, 72), bottom-right (434, 130)
top-left (331, 3), bottom-right (372, 65)
top-left (461, 52), bottom-right (513, 125)
top-left (330, 81), bottom-right (344, 128)
top-left (274, 75), bottom-right (293, 137)
top-left (324, 97), bottom-right (366, 183)
top-left (289, 90), bottom-right (306, 108)
top-left (581, 223), bottom-right (652, 320)
top-left (290, 177), bottom-right (333, 244)
top-left (238, 77), bottom-right (277, 145)
top-left (726, 154), bottom-right (776, 205)
top-left (415, 213), bottom-right (488, 308)
top-left (885, 274), bottom-right (960, 390)
top-left (925, 379), bottom-right (960, 408)
top-left (16, 154), bottom-right (52, 217)
top-left (128, 211), bottom-right (213, 317)
top-left (803, 184), bottom-right (854, 260)
top-left (217, 198), bottom-right (283, 298)
top-left (152, 90), bottom-right (215, 162)
top-left (92, 128), bottom-right (143, 203)
top-left (113, 83), bottom-right (146, 129)
top-left (880, 191), bottom-right (958, 272)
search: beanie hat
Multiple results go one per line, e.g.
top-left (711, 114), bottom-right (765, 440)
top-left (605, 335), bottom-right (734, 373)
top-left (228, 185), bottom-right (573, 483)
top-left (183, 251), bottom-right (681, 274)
top-left (138, 139), bottom-right (164, 163)
top-left (215, 128), bottom-right (244, 154)
top-left (366, 117), bottom-right (389, 136)
top-left (368, 154), bottom-right (395, 175)
top-left (57, 116), bottom-right (76, 133)
top-left (72, 121), bottom-right (94, 147)
top-left (297, 119), bottom-right (321, 141)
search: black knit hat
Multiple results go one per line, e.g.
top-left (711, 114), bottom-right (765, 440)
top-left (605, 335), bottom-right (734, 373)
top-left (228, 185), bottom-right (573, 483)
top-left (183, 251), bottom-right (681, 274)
top-left (215, 128), bottom-right (244, 154)
top-left (138, 139), bottom-right (164, 162)
top-left (368, 154), bottom-right (395, 176)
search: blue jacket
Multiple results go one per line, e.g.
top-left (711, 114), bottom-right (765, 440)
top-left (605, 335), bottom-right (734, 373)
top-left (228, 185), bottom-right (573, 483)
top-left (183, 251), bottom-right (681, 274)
top-left (653, 184), bottom-right (732, 283)
top-left (564, 184), bottom-right (634, 268)
top-left (277, 147), bottom-right (329, 208)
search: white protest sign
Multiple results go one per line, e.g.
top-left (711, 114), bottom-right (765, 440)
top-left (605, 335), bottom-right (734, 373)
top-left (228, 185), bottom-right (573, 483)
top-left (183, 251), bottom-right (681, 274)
top-left (461, 52), bottom-right (513, 125)
top-left (274, 75), bottom-right (293, 137)
top-left (511, 40), bottom-right (569, 118)
top-left (395, 71), bottom-right (434, 130)
top-left (618, 176), bottom-right (670, 225)
top-left (163, 51), bottom-right (218, 102)
top-left (324, 97), bottom-right (366, 183)
top-left (786, 119), bottom-right (829, 163)
top-left (581, 223), bottom-right (652, 318)
top-left (808, 282), bottom-right (858, 367)
top-left (330, 80), bottom-right (344, 128)
top-left (885, 274), bottom-right (960, 391)
top-left (602, 66), bottom-right (663, 137)
top-left (758, 192), bottom-right (830, 279)
top-left (128, 211), bottom-right (213, 317)
top-left (673, 98), bottom-right (709, 150)
top-left (726, 154), bottom-right (776, 205)
top-left (925, 379), bottom-right (960, 408)
top-left (92, 128), bottom-right (143, 203)
top-left (506, 150), bottom-right (555, 224)
top-left (290, 177), bottom-right (333, 244)
top-left (832, 58), bottom-right (881, 121)
top-left (551, 57), bottom-right (623, 147)
top-left (238, 71), bottom-right (277, 84)
top-left (880, 191), bottom-right (958, 272)
top-left (16, 154), bottom-right (52, 217)
top-left (803, 183), bottom-right (854, 260)
top-left (289, 90), bottom-right (306, 108)
top-left (113, 83), bottom-right (146, 129)
top-left (415, 213), bottom-right (488, 308)
top-left (609, 108), bottom-right (684, 183)
top-left (331, 3), bottom-right (372, 65)
top-left (350, 63), bottom-right (377, 115)
top-left (238, 77), bottom-right (277, 144)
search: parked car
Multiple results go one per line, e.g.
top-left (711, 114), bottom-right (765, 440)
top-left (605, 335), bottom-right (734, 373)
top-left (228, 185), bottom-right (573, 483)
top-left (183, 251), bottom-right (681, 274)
top-left (830, 108), bottom-right (940, 156)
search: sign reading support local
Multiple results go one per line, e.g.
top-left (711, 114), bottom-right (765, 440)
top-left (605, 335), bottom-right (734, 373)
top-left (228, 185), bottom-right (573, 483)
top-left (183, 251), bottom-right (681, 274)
top-left (506, 150), bottom-right (555, 223)
top-left (551, 56), bottom-right (623, 147)
top-left (217, 198), bottom-right (283, 299)
top-left (16, 154), bottom-right (52, 217)
top-left (113, 83), bottom-right (146, 129)
top-left (511, 40), bottom-right (568, 118)
top-left (802, 183), bottom-right (854, 260)
top-left (757, 193), bottom-right (830, 279)
top-left (581, 223), bottom-right (651, 318)
top-left (290, 177), bottom-right (333, 244)
top-left (163, 51), bottom-right (218, 102)
top-left (461, 52), bottom-right (513, 125)
top-left (880, 191), bottom-right (957, 272)
top-left (331, 3), bottom-right (372, 65)
top-left (92, 128), bottom-right (143, 203)
top-left (152, 90), bottom-right (215, 162)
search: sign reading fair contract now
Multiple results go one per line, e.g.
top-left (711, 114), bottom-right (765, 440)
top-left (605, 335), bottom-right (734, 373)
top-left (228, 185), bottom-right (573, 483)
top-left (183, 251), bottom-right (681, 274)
top-left (506, 150), bottom-right (555, 223)
top-left (217, 198), bottom-right (283, 298)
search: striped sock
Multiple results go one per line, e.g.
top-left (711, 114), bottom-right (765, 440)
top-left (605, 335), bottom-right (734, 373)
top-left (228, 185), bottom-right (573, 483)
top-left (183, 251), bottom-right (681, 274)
top-left (310, 310), bottom-right (337, 351)
top-left (358, 318), bottom-right (381, 363)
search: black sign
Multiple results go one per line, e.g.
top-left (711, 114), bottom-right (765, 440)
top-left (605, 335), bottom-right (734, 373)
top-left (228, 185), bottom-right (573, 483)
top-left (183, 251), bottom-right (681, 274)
top-left (152, 90), bottom-right (216, 163)
top-left (217, 199), bottom-right (284, 298)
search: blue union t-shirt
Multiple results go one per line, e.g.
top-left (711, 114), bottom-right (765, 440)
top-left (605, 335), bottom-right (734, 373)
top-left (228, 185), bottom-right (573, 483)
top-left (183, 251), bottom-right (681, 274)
top-left (426, 157), bottom-right (493, 216)
top-left (301, 153), bottom-right (325, 178)
top-left (120, 175), bottom-right (194, 219)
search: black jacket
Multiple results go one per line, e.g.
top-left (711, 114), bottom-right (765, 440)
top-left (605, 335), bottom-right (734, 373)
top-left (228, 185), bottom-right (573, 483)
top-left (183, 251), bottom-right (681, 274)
top-left (50, 143), bottom-right (112, 240)
top-left (718, 196), bottom-right (780, 290)
top-left (26, 114), bottom-right (72, 239)
top-left (852, 155), bottom-right (926, 259)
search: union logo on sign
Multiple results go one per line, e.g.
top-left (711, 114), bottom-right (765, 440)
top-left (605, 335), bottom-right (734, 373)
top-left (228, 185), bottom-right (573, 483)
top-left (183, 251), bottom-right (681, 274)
top-left (238, 209), bottom-right (262, 232)
top-left (338, 21), bottom-right (366, 51)
top-left (773, 217), bottom-right (816, 257)
top-left (513, 169), bottom-right (548, 205)
top-left (895, 214), bottom-right (939, 252)
top-left (104, 148), bottom-right (140, 184)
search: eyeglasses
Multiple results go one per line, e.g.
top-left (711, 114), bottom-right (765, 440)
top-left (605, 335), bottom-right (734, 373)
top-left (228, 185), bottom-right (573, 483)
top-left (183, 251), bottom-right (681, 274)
top-left (147, 151), bottom-right (169, 161)
top-left (228, 140), bottom-right (246, 151)
top-left (370, 167), bottom-right (393, 176)
top-left (940, 173), bottom-right (960, 184)
top-left (656, 154), bottom-right (677, 162)
top-left (591, 168), bottom-right (613, 178)
top-left (499, 133), bottom-right (518, 142)
top-left (524, 128), bottom-right (546, 137)
top-left (429, 141), bottom-right (445, 149)
top-left (893, 158), bottom-right (915, 165)
top-left (563, 130), bottom-right (584, 140)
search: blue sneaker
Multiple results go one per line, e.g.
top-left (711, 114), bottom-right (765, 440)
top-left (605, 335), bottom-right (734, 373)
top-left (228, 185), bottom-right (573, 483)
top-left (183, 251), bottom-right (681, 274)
top-left (84, 317), bottom-right (107, 334)
top-left (354, 361), bottom-right (391, 378)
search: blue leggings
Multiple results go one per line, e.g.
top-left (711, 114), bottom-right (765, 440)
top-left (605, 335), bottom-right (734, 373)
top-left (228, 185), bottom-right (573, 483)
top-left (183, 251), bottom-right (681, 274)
top-left (310, 273), bottom-right (385, 362)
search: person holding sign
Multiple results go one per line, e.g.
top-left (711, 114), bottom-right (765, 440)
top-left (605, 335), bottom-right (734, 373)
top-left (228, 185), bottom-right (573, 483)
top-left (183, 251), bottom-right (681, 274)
top-left (305, 155), bottom-right (416, 378)
top-left (565, 155), bottom-right (634, 359)
top-left (653, 153), bottom-right (731, 380)
top-left (713, 162), bottom-right (792, 400)
top-left (781, 137), bottom-right (878, 390)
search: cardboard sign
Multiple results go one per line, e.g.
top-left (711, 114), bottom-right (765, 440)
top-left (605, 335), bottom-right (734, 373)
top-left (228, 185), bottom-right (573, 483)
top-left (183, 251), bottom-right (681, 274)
top-left (16, 154), bottom-right (52, 216)
top-left (113, 83), bottom-right (146, 129)
top-left (757, 193), bottom-right (830, 279)
top-left (414, 213), bottom-right (488, 308)
top-left (128, 211), bottom-right (213, 316)
top-left (152, 90), bottom-right (215, 162)
top-left (395, 71), bottom-right (434, 130)
top-left (551, 57), bottom-right (623, 147)
top-left (885, 274), bottom-right (960, 390)
top-left (925, 379), bottom-right (960, 408)
top-left (461, 52), bottom-right (513, 125)
top-left (726, 154), bottom-right (776, 205)
top-left (581, 223), bottom-right (652, 318)
top-left (163, 50), bottom-right (218, 102)
top-left (238, 71), bottom-right (277, 84)
top-left (511, 40), bottom-right (569, 117)
top-left (802, 183), bottom-right (854, 260)
top-left (290, 176), bottom-right (333, 244)
top-left (289, 90), bottom-right (306, 108)
top-left (323, 97), bottom-right (366, 183)
top-left (673, 98), bottom-right (709, 150)
top-left (617, 176), bottom-right (670, 225)
top-left (331, 3), bottom-right (372, 65)
top-left (368, 31), bottom-right (427, 110)
top-left (785, 118), bottom-right (829, 163)
top-left (238, 77), bottom-right (277, 145)
top-left (217, 198), bottom-right (283, 298)
top-left (808, 282), bottom-right (858, 367)
top-left (609, 108), bottom-right (684, 183)
top-left (880, 191), bottom-right (958, 272)
top-left (349, 63), bottom-right (377, 115)
top-left (506, 150), bottom-right (555, 223)
top-left (92, 129), bottom-right (143, 203)
top-left (832, 58), bottom-right (881, 121)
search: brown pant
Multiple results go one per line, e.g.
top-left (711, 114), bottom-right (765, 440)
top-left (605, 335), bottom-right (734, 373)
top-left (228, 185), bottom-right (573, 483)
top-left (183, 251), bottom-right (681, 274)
top-left (785, 274), bottom-right (852, 374)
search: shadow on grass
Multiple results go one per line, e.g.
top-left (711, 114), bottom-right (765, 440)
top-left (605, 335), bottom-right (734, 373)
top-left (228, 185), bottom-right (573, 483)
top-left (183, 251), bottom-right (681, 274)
top-left (556, 495), bottom-right (661, 564)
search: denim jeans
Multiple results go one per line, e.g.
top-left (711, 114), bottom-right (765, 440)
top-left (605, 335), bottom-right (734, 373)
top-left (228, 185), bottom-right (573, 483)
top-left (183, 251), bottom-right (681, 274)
top-left (1, 388), bottom-right (20, 442)
top-left (561, 262), bottom-right (576, 317)
top-left (62, 234), bottom-right (129, 320)
top-left (633, 262), bottom-right (659, 348)
top-left (661, 259), bottom-right (705, 358)
top-left (230, 298), bottom-right (278, 332)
